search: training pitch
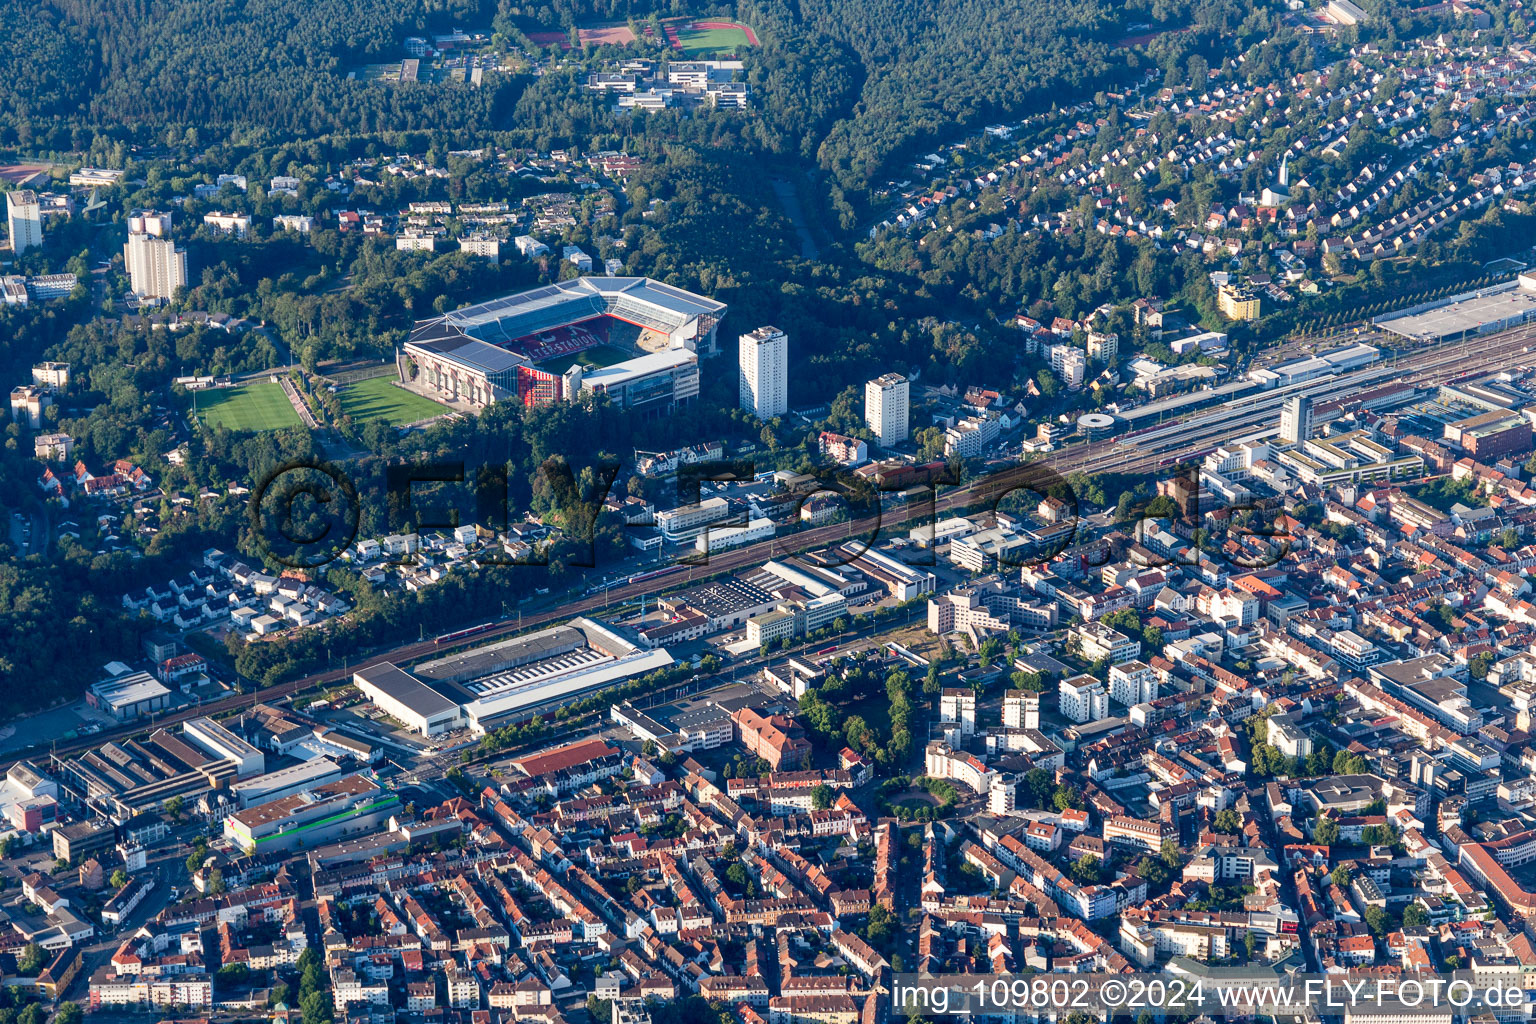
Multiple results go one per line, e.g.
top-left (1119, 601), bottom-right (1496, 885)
top-left (670, 21), bottom-right (759, 55)
top-left (195, 381), bottom-right (302, 432)
top-left (338, 376), bottom-right (451, 426)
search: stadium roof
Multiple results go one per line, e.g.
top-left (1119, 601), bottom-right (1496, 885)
top-left (580, 348), bottom-right (696, 387)
top-left (404, 332), bottom-right (529, 376)
top-left (408, 277), bottom-right (727, 348)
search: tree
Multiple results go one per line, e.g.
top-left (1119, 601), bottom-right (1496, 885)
top-left (109, 868), bottom-right (129, 889)
top-left (1401, 904), bottom-right (1428, 928)
top-left (297, 945), bottom-right (322, 976)
top-left (1331, 864), bottom-right (1353, 888)
top-left (207, 867), bottom-right (226, 895)
top-left (300, 989), bottom-right (333, 1024)
top-left (54, 1003), bottom-right (83, 1024)
top-left (811, 784), bottom-right (834, 810)
top-left (864, 903), bottom-right (896, 950)
top-left (165, 796), bottom-right (185, 819)
top-left (445, 766), bottom-right (473, 796)
top-left (1213, 809), bottom-right (1242, 834)
top-left (1137, 856), bottom-right (1169, 887)
top-left (17, 942), bottom-right (45, 975)
top-left (1332, 749), bottom-right (1370, 776)
top-left (1364, 904), bottom-right (1391, 938)
top-left (1022, 768), bottom-right (1054, 809)
top-left (1159, 838), bottom-right (1181, 869)
top-left (1313, 816), bottom-right (1340, 846)
top-left (1069, 855), bottom-right (1102, 886)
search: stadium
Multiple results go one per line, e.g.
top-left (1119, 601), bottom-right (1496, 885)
top-left (402, 277), bottom-right (727, 412)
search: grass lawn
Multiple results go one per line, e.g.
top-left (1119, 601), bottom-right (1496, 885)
top-left (195, 381), bottom-right (302, 432)
top-left (540, 344), bottom-right (631, 375)
top-left (675, 24), bottom-right (754, 55)
top-left (338, 376), bottom-right (450, 425)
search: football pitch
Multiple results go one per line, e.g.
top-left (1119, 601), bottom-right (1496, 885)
top-left (194, 381), bottom-right (302, 432)
top-left (673, 22), bottom-right (757, 56)
top-left (540, 344), bottom-right (631, 374)
top-left (338, 376), bottom-right (450, 425)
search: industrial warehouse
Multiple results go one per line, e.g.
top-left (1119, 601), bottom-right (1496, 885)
top-left (353, 618), bottom-right (674, 736)
top-left (1375, 272), bottom-right (1536, 343)
top-left (401, 276), bottom-right (727, 412)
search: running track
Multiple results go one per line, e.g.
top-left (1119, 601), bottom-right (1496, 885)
top-left (668, 20), bottom-right (760, 50)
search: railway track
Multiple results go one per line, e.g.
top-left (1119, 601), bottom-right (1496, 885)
top-left (13, 321), bottom-right (1536, 772)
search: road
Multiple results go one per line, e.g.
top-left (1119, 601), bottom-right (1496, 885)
top-left (41, 821), bottom-right (200, 1004)
top-left (10, 321), bottom-right (1536, 773)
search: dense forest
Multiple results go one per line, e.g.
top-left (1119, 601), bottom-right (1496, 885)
top-left (4, 0), bottom-right (1527, 196)
top-left (0, 0), bottom-right (512, 145)
top-left (0, 0), bottom-right (1205, 192)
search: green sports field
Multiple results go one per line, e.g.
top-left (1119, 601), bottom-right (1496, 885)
top-left (195, 381), bottom-right (302, 432)
top-left (539, 344), bottom-right (631, 374)
top-left (674, 24), bottom-right (754, 55)
top-left (338, 376), bottom-right (450, 425)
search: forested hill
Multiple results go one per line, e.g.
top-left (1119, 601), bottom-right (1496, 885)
top-left (739, 0), bottom-right (1244, 196)
top-left (765, 0), bottom-right (1127, 190)
top-left (0, 0), bottom-right (510, 142)
top-left (0, 0), bottom-right (1229, 197)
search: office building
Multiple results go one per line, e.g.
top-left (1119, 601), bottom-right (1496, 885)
top-left (1444, 410), bottom-right (1534, 461)
top-left (1280, 395), bottom-right (1313, 444)
top-left (181, 717), bottom-right (265, 776)
top-left (224, 774), bottom-right (397, 854)
top-left (124, 212), bottom-right (187, 303)
top-left (7, 191), bottom-right (42, 254)
top-left (864, 373), bottom-right (909, 447)
top-left (738, 326), bottom-right (788, 419)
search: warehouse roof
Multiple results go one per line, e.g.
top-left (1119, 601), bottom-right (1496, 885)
top-left (354, 663), bottom-right (459, 719)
